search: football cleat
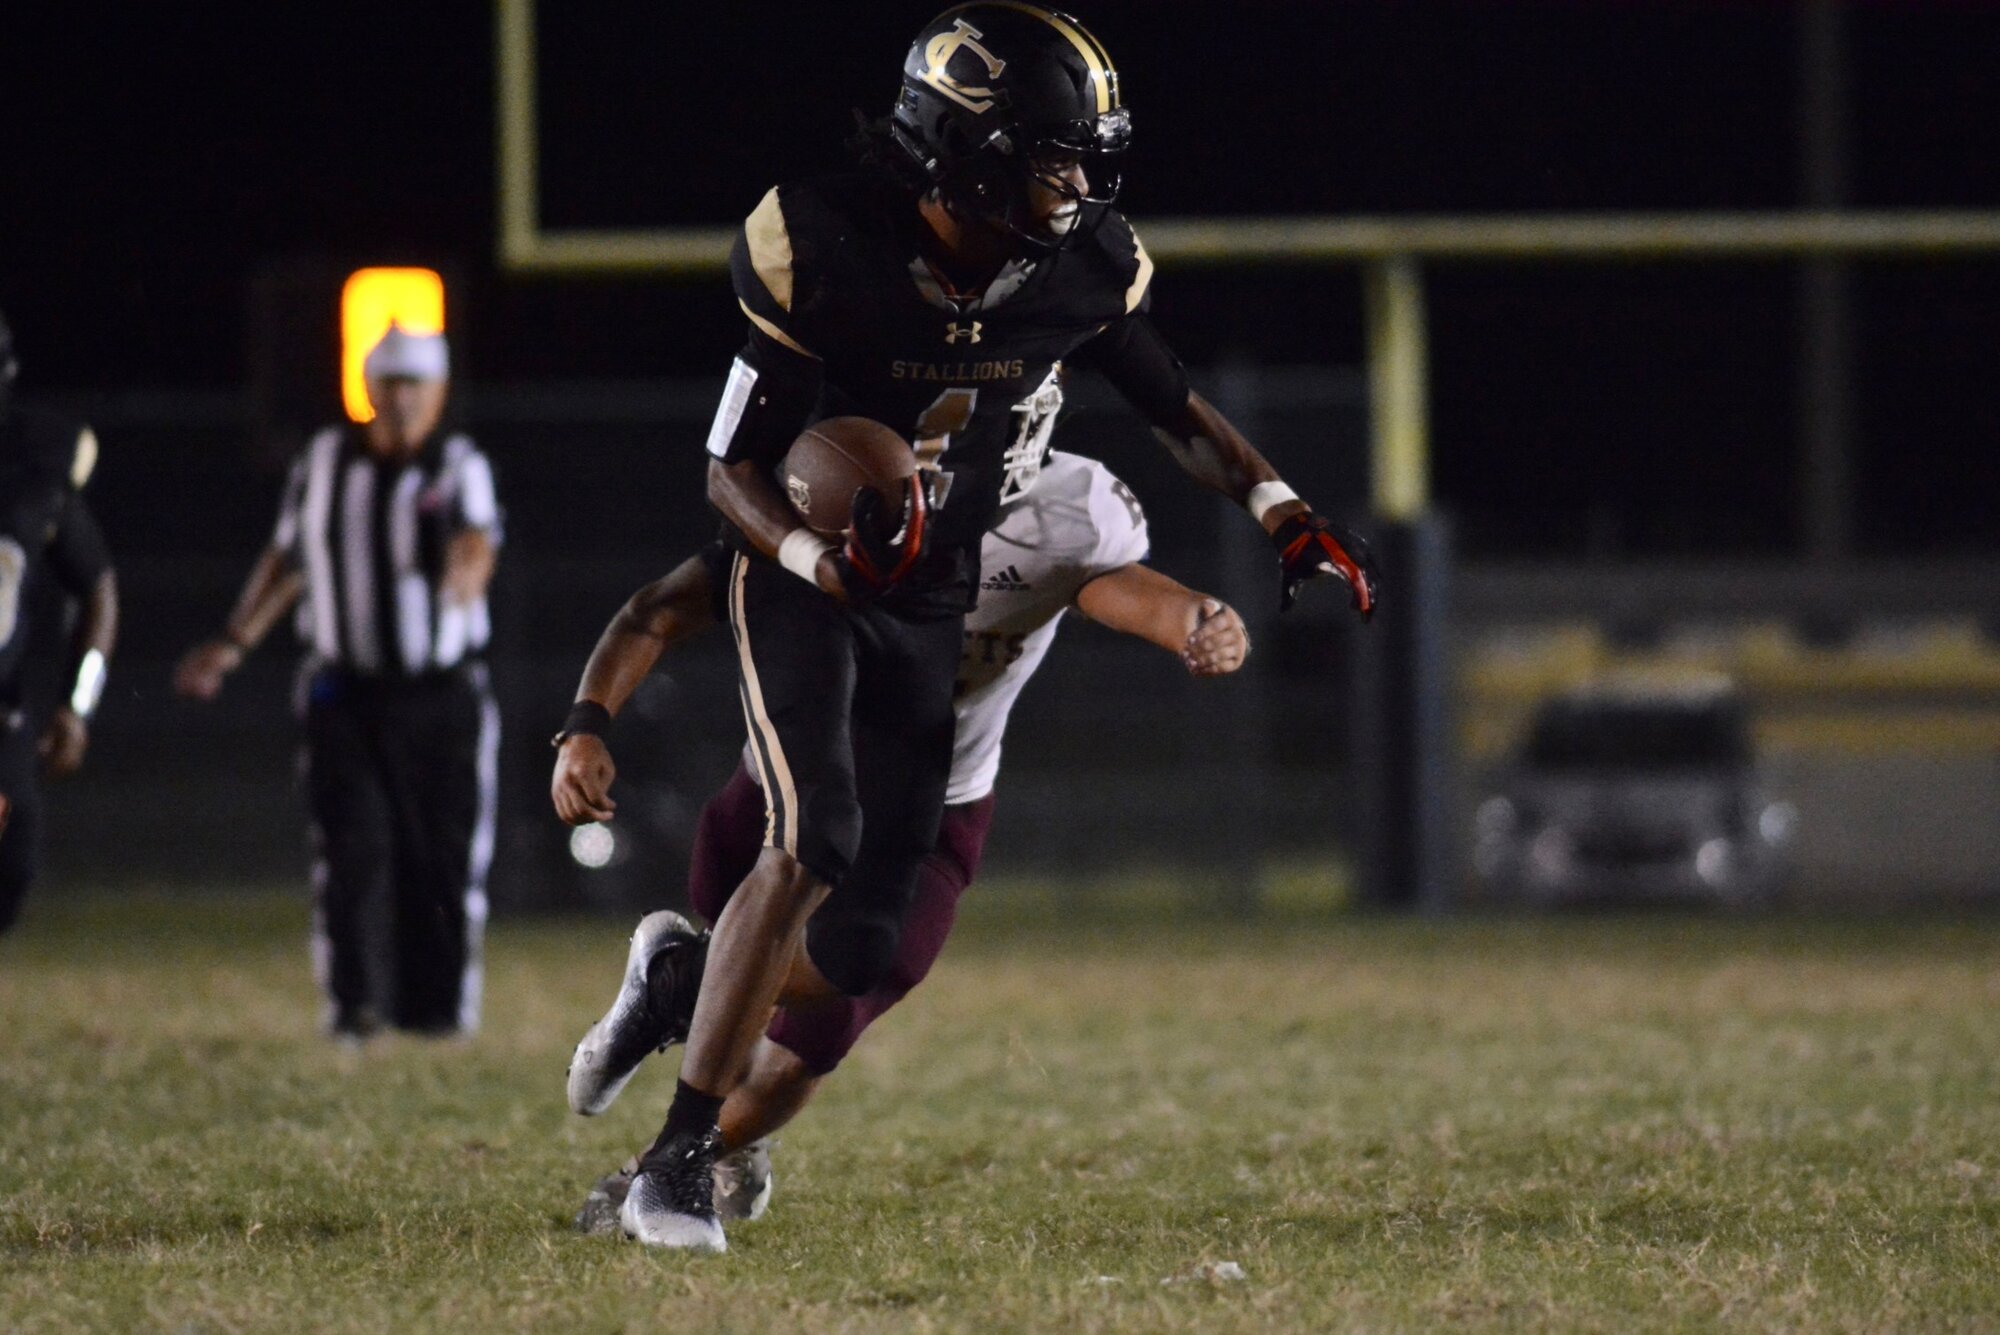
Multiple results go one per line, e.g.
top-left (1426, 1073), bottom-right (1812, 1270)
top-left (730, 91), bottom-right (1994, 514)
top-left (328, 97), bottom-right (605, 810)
top-left (621, 1129), bottom-right (727, 1253)
top-left (712, 1138), bottom-right (776, 1223)
top-left (574, 1157), bottom-right (638, 1237)
top-left (566, 911), bottom-right (709, 1116)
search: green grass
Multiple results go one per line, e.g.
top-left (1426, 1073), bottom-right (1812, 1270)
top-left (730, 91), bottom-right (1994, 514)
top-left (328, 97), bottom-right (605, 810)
top-left (5, 890), bottom-right (2000, 1332)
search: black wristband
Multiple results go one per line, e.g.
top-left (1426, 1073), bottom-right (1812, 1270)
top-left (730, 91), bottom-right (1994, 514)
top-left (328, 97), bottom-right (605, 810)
top-left (552, 699), bottom-right (612, 748)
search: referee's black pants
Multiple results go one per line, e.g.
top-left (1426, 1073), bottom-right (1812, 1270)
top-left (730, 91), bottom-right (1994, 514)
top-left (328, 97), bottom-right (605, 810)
top-left (301, 662), bottom-right (497, 1034)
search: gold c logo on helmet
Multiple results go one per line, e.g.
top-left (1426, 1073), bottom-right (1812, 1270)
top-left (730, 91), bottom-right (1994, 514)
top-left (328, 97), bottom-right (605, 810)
top-left (922, 20), bottom-right (1008, 114)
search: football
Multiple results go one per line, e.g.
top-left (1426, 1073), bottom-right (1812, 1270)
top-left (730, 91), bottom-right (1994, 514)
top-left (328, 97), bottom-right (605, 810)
top-left (781, 416), bottom-right (917, 536)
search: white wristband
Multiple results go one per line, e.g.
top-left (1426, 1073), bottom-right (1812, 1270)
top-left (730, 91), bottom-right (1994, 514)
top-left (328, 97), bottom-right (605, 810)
top-left (1246, 481), bottom-right (1300, 524)
top-left (69, 648), bottom-right (107, 719)
top-left (777, 528), bottom-right (836, 586)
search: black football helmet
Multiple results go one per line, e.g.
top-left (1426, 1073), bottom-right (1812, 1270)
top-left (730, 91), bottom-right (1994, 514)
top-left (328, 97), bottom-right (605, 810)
top-left (891, 4), bottom-right (1131, 251)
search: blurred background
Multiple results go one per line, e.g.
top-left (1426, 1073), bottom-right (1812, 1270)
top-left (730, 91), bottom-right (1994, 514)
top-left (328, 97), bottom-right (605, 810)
top-left (4, 0), bottom-right (1997, 917)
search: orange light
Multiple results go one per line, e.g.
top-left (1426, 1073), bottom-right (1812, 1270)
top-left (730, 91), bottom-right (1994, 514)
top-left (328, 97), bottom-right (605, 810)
top-left (341, 268), bottom-right (446, 422)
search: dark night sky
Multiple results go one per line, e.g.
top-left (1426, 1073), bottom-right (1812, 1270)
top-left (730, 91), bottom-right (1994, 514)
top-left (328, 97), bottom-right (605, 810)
top-left (5, 1), bottom-right (2000, 556)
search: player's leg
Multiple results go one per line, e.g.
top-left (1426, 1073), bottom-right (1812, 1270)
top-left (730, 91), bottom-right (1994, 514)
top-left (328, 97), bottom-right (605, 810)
top-left (0, 718), bottom-right (44, 935)
top-left (569, 765), bottom-right (758, 1117)
top-left (566, 761), bottom-right (837, 1118)
top-left (796, 605), bottom-right (960, 1003)
top-left (709, 791), bottom-right (995, 1219)
top-left (576, 793), bottom-right (997, 1233)
top-left (623, 553), bottom-right (862, 1252)
top-left (302, 685), bottom-right (396, 1038)
top-left (755, 790), bottom-right (996, 1133)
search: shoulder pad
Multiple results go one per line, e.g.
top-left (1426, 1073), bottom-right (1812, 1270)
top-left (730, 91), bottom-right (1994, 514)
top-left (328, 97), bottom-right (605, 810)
top-left (1078, 210), bottom-right (1154, 316)
top-left (6, 405), bottom-right (95, 488)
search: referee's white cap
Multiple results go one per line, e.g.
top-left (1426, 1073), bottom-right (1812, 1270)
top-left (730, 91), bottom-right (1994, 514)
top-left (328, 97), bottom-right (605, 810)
top-left (363, 323), bottom-right (450, 382)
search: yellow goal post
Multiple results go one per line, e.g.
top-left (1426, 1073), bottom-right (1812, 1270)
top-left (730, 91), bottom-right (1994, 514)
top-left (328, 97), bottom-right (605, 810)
top-left (495, 0), bottom-right (2000, 521)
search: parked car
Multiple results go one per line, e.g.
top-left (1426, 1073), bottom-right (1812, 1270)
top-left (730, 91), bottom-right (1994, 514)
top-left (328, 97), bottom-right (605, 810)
top-left (1473, 676), bottom-right (1797, 908)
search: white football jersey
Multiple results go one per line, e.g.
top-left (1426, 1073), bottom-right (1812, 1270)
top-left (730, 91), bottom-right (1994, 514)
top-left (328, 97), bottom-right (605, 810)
top-left (947, 449), bottom-right (1150, 804)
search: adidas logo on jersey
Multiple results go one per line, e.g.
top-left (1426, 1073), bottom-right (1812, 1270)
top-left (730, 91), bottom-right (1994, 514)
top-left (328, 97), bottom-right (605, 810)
top-left (979, 565), bottom-right (1031, 592)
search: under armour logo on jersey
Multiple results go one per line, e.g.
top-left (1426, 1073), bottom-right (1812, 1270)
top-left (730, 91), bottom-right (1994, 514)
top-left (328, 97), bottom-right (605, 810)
top-left (979, 564), bottom-right (1031, 592)
top-left (944, 320), bottom-right (983, 345)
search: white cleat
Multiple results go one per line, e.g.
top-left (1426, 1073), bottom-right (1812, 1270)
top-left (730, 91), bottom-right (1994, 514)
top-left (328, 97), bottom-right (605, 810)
top-left (620, 1132), bottom-right (727, 1254)
top-left (566, 910), bottom-right (705, 1117)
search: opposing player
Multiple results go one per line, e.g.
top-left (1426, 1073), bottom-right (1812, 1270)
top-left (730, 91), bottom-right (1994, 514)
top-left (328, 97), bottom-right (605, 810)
top-left (0, 310), bottom-right (120, 935)
top-left (607, 3), bottom-right (1377, 1251)
top-left (553, 448), bottom-right (1247, 1233)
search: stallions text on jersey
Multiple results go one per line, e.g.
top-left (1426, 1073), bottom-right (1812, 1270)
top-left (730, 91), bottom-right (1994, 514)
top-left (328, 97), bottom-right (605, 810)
top-left (714, 173), bottom-right (1154, 611)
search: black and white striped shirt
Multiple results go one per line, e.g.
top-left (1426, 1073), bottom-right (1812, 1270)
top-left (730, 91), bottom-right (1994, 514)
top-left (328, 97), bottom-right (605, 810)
top-left (272, 426), bottom-right (501, 675)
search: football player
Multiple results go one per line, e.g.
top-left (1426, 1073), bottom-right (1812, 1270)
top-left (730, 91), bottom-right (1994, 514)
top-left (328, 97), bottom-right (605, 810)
top-left (0, 310), bottom-right (120, 935)
top-left (592, 2), bottom-right (1377, 1250)
top-left (552, 447), bottom-right (1247, 1235)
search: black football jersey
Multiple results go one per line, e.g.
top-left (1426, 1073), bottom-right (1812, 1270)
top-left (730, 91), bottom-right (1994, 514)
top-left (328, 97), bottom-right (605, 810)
top-left (725, 173), bottom-right (1154, 611)
top-left (0, 407), bottom-right (110, 704)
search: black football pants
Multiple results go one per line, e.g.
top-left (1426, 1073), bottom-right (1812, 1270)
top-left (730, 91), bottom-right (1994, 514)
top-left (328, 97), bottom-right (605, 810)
top-left (722, 552), bottom-right (960, 997)
top-left (0, 715), bottom-right (43, 935)
top-left (302, 663), bottom-right (497, 1032)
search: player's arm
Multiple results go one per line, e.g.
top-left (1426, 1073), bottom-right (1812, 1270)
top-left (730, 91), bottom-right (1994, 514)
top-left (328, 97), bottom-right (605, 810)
top-left (1076, 313), bottom-right (1379, 618)
top-left (551, 552), bottom-right (721, 826)
top-left (1073, 563), bottom-right (1249, 678)
top-left (704, 319), bottom-right (839, 576)
top-left (41, 494), bottom-right (118, 777)
top-left (170, 545), bottom-right (304, 701)
top-left (712, 191), bottom-right (927, 602)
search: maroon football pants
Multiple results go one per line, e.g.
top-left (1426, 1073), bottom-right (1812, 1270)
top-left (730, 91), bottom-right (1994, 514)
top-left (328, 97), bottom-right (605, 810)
top-left (687, 761), bottom-right (995, 1075)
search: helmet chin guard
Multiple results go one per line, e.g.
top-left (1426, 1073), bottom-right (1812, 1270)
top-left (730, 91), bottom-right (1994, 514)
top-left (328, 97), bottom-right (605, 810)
top-left (891, 4), bottom-right (1130, 254)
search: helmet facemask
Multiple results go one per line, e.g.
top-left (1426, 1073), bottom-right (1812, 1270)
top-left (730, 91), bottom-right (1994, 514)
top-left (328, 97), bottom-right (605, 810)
top-left (933, 107), bottom-right (1130, 256)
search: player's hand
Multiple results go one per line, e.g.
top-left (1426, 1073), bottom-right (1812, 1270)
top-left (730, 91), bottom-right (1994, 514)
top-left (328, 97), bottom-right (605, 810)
top-left (172, 639), bottom-right (244, 701)
top-left (833, 475), bottom-right (929, 603)
top-left (551, 734), bottom-right (618, 826)
top-left (1182, 598), bottom-right (1249, 677)
top-left (39, 707), bottom-right (88, 779)
top-left (1272, 512), bottom-right (1379, 618)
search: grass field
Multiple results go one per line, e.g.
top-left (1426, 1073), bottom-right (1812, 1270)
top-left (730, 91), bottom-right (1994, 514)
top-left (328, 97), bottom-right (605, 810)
top-left (5, 889), bottom-right (2000, 1332)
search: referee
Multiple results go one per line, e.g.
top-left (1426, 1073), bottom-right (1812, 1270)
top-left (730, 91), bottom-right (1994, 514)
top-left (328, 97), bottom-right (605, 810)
top-left (173, 325), bottom-right (501, 1040)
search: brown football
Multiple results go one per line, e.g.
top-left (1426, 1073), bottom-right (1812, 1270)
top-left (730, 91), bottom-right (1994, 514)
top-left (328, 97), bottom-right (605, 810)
top-left (780, 416), bottom-right (918, 536)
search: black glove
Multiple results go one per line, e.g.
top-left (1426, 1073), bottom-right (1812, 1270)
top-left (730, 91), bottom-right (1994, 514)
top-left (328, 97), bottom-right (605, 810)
top-left (1272, 512), bottom-right (1379, 618)
top-left (838, 475), bottom-right (930, 602)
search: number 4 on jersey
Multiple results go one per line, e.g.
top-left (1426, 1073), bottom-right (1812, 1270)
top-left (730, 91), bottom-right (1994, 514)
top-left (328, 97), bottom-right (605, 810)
top-left (913, 388), bottom-right (976, 511)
